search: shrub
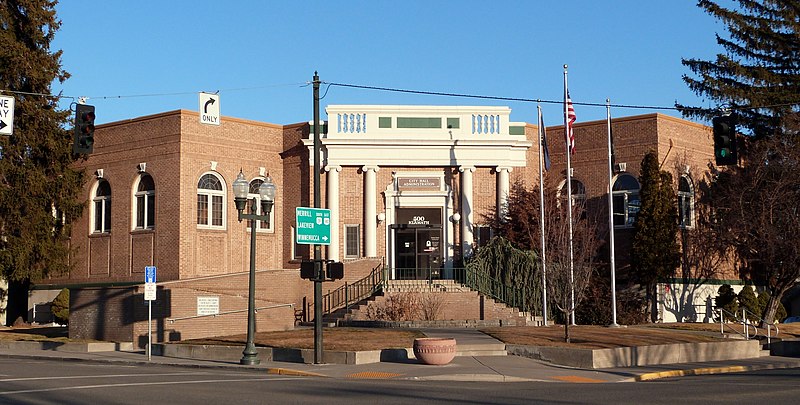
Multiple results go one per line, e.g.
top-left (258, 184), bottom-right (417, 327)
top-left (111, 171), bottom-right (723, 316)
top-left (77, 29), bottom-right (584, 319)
top-left (737, 285), bottom-right (759, 321)
top-left (757, 290), bottom-right (787, 322)
top-left (714, 284), bottom-right (739, 318)
top-left (51, 288), bottom-right (69, 325)
top-left (365, 292), bottom-right (420, 321)
top-left (419, 293), bottom-right (445, 321)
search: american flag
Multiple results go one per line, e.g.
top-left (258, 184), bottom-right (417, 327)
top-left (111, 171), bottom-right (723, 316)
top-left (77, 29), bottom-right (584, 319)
top-left (566, 91), bottom-right (576, 154)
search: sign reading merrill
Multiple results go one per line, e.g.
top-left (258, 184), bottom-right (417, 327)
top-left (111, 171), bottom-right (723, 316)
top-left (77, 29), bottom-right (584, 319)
top-left (295, 207), bottom-right (331, 245)
top-left (397, 177), bottom-right (441, 191)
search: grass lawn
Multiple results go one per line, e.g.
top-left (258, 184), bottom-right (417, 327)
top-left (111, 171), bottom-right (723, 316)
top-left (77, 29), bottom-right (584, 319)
top-left (3, 322), bottom-right (799, 351)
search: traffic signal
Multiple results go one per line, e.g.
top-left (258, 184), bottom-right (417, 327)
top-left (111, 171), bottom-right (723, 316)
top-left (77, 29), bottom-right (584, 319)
top-left (326, 261), bottom-right (344, 280)
top-left (73, 104), bottom-right (96, 154)
top-left (712, 115), bottom-right (737, 166)
top-left (300, 261), bottom-right (316, 279)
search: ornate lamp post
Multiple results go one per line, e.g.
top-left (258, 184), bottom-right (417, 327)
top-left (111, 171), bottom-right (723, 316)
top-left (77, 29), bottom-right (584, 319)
top-left (232, 169), bottom-right (277, 365)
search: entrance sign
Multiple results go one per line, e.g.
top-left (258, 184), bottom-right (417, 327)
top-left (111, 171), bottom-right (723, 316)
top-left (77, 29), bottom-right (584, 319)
top-left (397, 177), bottom-right (441, 191)
top-left (296, 207), bottom-right (331, 245)
top-left (198, 92), bottom-right (220, 125)
top-left (0, 95), bottom-right (15, 135)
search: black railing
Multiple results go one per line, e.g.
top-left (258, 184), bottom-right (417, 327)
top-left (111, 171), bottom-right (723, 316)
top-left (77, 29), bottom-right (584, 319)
top-left (317, 262), bottom-right (385, 316)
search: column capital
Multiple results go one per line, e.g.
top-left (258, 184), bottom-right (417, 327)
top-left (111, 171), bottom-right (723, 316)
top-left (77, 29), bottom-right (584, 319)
top-left (496, 166), bottom-right (513, 173)
top-left (459, 166), bottom-right (475, 173)
top-left (362, 165), bottom-right (380, 173)
top-left (325, 165), bottom-right (342, 173)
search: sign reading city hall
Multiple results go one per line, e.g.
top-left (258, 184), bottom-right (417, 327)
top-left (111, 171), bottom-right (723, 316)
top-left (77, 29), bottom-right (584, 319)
top-left (295, 207), bottom-right (331, 245)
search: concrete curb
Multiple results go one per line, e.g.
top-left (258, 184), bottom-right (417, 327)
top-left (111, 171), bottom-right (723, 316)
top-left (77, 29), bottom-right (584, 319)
top-left (634, 363), bottom-right (792, 382)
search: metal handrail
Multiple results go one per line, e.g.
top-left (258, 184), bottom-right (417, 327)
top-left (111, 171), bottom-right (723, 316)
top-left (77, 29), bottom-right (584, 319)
top-left (167, 303), bottom-right (294, 323)
top-left (741, 307), bottom-right (780, 346)
top-left (316, 262), bottom-right (385, 316)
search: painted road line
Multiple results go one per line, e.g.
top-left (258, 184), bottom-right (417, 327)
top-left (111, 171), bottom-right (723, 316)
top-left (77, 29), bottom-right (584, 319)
top-left (0, 377), bottom-right (302, 396)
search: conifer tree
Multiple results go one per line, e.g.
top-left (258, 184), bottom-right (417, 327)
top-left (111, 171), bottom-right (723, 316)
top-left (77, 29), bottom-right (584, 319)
top-left (680, 0), bottom-right (800, 138)
top-left (632, 151), bottom-right (681, 322)
top-left (0, 1), bottom-right (84, 324)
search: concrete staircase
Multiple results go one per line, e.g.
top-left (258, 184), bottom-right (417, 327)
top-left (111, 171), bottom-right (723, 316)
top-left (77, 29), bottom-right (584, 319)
top-left (334, 280), bottom-right (544, 327)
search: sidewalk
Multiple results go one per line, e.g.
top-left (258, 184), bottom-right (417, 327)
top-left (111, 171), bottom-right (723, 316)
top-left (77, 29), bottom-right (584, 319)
top-left (2, 328), bottom-right (800, 383)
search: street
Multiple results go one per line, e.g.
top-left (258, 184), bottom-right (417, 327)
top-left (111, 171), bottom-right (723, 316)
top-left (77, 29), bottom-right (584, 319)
top-left (1, 357), bottom-right (799, 404)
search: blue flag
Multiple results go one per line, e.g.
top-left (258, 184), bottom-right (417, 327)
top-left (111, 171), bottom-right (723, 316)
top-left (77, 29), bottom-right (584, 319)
top-left (539, 109), bottom-right (551, 171)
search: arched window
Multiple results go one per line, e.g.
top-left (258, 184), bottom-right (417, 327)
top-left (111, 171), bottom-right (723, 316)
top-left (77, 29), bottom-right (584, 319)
top-left (134, 174), bottom-right (155, 230)
top-left (612, 173), bottom-right (640, 228)
top-left (557, 178), bottom-right (587, 209)
top-left (93, 179), bottom-right (112, 233)
top-left (678, 175), bottom-right (694, 229)
top-left (246, 178), bottom-right (274, 231)
top-left (197, 172), bottom-right (225, 228)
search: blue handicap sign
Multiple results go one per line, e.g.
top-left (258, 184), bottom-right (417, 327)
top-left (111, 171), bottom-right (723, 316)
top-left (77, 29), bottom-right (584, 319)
top-left (145, 266), bottom-right (157, 284)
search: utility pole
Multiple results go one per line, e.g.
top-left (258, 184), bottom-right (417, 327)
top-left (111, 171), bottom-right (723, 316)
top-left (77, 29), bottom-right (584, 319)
top-left (312, 72), bottom-right (324, 364)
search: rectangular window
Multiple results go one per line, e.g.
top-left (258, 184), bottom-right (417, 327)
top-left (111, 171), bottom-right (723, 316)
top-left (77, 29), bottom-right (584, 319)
top-left (94, 200), bottom-right (103, 232)
top-left (136, 195), bottom-right (145, 228)
top-left (397, 117), bottom-right (442, 129)
top-left (147, 194), bottom-right (155, 228)
top-left (475, 225), bottom-right (492, 248)
top-left (103, 201), bottom-right (111, 232)
top-left (345, 225), bottom-right (360, 258)
top-left (197, 195), bottom-right (209, 225)
top-left (212, 195), bottom-right (223, 226)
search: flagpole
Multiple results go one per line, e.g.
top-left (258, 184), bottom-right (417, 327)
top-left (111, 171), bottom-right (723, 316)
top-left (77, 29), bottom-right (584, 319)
top-left (564, 64), bottom-right (576, 326)
top-left (537, 104), bottom-right (548, 327)
top-left (607, 98), bottom-right (619, 327)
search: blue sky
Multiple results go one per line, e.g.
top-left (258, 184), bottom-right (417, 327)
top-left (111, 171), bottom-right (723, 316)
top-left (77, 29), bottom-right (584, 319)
top-left (52, 1), bottom-right (725, 127)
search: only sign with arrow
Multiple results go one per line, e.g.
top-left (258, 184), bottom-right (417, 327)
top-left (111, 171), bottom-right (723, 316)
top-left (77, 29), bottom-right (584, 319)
top-left (0, 95), bottom-right (15, 136)
top-left (199, 92), bottom-right (220, 126)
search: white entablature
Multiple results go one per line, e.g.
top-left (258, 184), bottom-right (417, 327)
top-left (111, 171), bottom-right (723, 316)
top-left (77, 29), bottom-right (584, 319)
top-left (304, 105), bottom-right (532, 167)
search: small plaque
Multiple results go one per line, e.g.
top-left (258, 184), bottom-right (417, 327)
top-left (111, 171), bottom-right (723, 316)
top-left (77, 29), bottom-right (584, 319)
top-left (197, 296), bottom-right (220, 316)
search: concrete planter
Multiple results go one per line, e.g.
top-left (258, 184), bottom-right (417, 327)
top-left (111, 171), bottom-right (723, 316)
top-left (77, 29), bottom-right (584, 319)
top-left (413, 337), bottom-right (457, 365)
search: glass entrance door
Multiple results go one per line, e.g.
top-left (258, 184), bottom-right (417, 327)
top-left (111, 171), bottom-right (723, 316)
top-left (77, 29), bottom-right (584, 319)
top-left (394, 227), bottom-right (442, 280)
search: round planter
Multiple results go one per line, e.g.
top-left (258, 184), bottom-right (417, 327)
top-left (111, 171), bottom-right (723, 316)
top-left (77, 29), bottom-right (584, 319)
top-left (413, 337), bottom-right (457, 365)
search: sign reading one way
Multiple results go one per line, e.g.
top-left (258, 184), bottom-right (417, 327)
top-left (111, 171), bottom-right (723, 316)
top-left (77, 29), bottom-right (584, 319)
top-left (0, 95), bottom-right (15, 136)
top-left (295, 207), bottom-right (331, 245)
top-left (198, 92), bottom-right (220, 126)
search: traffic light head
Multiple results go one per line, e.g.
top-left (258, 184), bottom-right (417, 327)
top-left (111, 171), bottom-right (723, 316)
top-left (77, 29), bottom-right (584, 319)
top-left (73, 104), bottom-right (96, 154)
top-left (326, 261), bottom-right (344, 280)
top-left (712, 115), bottom-right (737, 166)
top-left (300, 261), bottom-right (316, 279)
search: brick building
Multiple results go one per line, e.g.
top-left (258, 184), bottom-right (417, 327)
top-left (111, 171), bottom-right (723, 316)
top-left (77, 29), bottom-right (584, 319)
top-left (31, 105), bottom-right (723, 345)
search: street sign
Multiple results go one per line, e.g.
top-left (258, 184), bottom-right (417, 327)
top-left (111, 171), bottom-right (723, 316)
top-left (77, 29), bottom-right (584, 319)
top-left (296, 207), bottom-right (331, 245)
top-left (145, 266), bottom-right (157, 284)
top-left (144, 283), bottom-right (157, 301)
top-left (0, 95), bottom-right (15, 136)
top-left (198, 92), bottom-right (220, 125)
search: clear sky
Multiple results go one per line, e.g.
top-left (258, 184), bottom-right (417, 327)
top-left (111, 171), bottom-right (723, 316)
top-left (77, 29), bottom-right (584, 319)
top-left (51, 1), bottom-right (725, 127)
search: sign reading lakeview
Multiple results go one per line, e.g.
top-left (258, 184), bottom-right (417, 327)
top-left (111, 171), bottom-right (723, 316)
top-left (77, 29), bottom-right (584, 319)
top-left (295, 207), bottom-right (331, 245)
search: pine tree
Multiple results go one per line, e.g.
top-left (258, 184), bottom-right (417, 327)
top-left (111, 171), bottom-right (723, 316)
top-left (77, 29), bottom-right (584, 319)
top-left (715, 284), bottom-right (739, 317)
top-left (737, 285), bottom-right (759, 322)
top-left (632, 151), bottom-right (681, 322)
top-left (680, 0), bottom-right (800, 138)
top-left (0, 1), bottom-right (85, 324)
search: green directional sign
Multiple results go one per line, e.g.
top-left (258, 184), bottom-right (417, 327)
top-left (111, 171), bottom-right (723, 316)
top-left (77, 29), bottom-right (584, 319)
top-left (295, 207), bottom-right (331, 245)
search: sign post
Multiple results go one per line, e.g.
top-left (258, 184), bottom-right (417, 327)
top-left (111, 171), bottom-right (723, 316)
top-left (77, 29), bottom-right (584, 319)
top-left (144, 266), bottom-right (157, 361)
top-left (0, 95), bottom-right (15, 136)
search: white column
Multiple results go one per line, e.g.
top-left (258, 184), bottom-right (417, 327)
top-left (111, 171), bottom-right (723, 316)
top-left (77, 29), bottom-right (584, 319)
top-left (363, 165), bottom-right (379, 257)
top-left (460, 166), bottom-right (475, 258)
top-left (326, 165), bottom-right (341, 261)
top-left (496, 166), bottom-right (512, 220)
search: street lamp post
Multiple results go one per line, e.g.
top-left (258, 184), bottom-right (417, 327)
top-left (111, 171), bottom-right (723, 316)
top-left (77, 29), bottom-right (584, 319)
top-left (232, 169), bottom-right (277, 366)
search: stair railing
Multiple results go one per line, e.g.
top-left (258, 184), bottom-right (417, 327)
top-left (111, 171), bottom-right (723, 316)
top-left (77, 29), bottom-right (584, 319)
top-left (317, 262), bottom-right (385, 316)
top-left (718, 307), bottom-right (759, 340)
top-left (741, 308), bottom-right (779, 346)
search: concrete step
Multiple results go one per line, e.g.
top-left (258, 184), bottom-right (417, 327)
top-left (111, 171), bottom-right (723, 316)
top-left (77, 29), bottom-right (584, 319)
top-left (456, 343), bottom-right (508, 357)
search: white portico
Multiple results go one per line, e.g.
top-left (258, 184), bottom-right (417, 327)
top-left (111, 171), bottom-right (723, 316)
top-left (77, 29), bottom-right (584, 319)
top-left (304, 105), bottom-right (531, 278)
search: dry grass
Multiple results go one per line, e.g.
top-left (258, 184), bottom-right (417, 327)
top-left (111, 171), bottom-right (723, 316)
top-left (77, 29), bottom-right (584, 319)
top-left (4, 322), bottom-right (800, 351)
top-left (182, 327), bottom-right (426, 351)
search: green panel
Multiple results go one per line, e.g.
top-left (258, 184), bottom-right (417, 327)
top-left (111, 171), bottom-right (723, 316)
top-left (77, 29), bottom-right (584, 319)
top-left (509, 126), bottom-right (525, 135)
top-left (379, 117), bottom-right (392, 128)
top-left (397, 117), bottom-right (442, 129)
top-left (446, 118), bottom-right (460, 129)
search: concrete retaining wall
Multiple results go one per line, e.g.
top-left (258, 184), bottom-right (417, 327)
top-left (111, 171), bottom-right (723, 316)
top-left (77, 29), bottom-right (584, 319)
top-left (507, 339), bottom-right (762, 369)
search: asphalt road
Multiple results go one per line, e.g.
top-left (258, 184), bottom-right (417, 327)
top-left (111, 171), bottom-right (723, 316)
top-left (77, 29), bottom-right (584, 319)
top-left (1, 358), bottom-right (798, 404)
